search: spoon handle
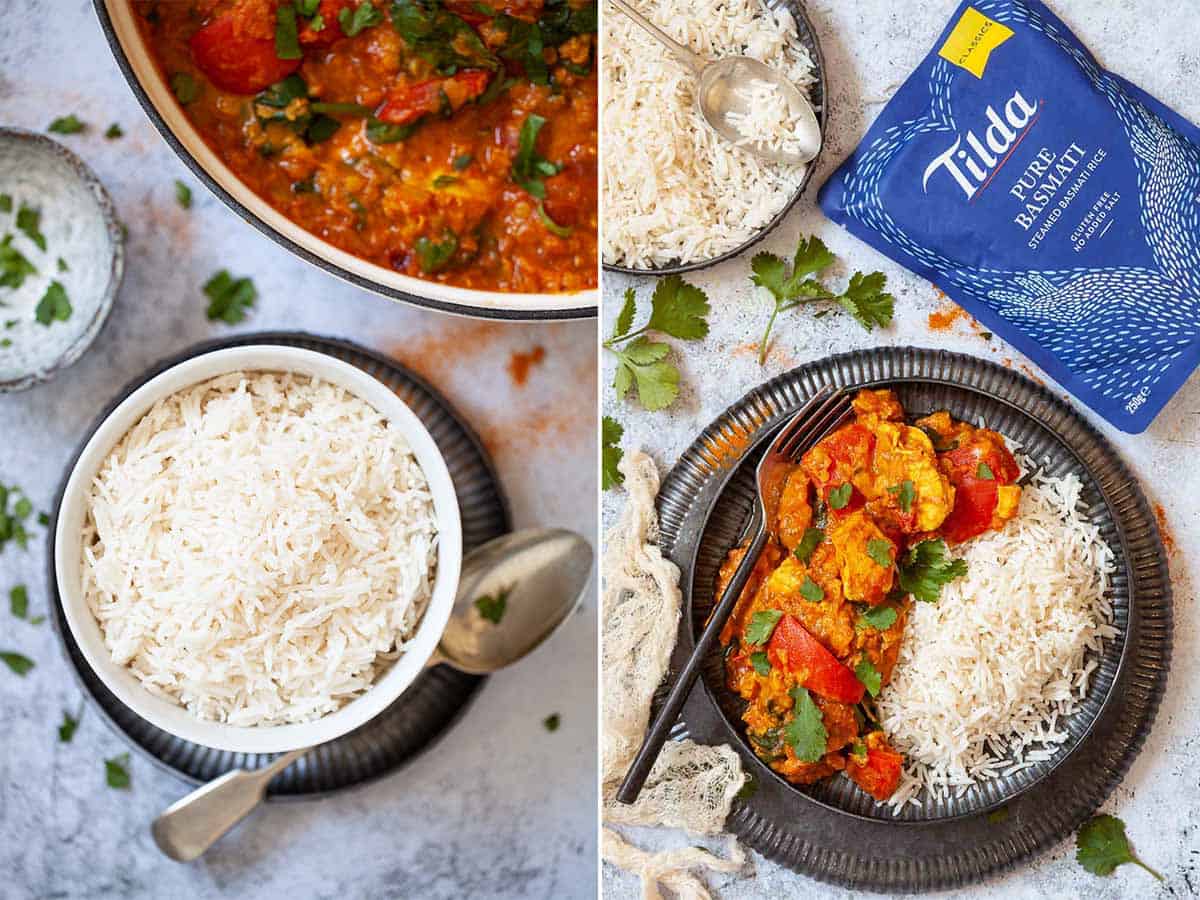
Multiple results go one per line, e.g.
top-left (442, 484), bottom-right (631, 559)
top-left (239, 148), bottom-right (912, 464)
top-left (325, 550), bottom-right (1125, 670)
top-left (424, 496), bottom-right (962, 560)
top-left (151, 748), bottom-right (308, 862)
top-left (607, 0), bottom-right (706, 74)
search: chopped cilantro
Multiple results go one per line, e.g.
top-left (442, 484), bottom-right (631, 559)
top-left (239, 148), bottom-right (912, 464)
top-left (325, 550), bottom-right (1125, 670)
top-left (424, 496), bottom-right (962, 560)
top-left (854, 657), bottom-right (881, 697)
top-left (105, 753), bottom-right (131, 789)
top-left (174, 180), bottom-right (192, 209)
top-left (453, 153), bottom-right (473, 170)
top-left (59, 705), bottom-right (82, 743)
top-left (275, 5), bottom-right (303, 59)
top-left (474, 587), bottom-right (510, 624)
top-left (0, 194), bottom-right (10, 212)
top-left (432, 174), bottom-right (459, 189)
top-left (0, 236), bottom-right (37, 289)
top-left (856, 604), bottom-right (897, 631)
top-left (511, 114), bottom-right (561, 200)
top-left (887, 480), bottom-right (915, 513)
top-left (977, 461), bottom-right (995, 480)
top-left (898, 538), bottom-right (968, 603)
top-left (866, 538), bottom-right (893, 568)
top-left (601, 416), bottom-right (624, 490)
top-left (828, 484), bottom-right (852, 510)
top-left (57, 257), bottom-right (69, 272)
top-left (295, 0), bottom-right (321, 15)
top-left (749, 650), bottom-right (771, 676)
top-left (799, 576), bottom-right (824, 603)
top-left (365, 118), bottom-right (417, 144)
top-left (744, 609), bottom-right (783, 646)
top-left (35, 281), bottom-right (72, 326)
top-left (203, 270), bottom-right (257, 324)
top-left (783, 685), bottom-right (827, 762)
top-left (543, 713), bottom-right (560, 731)
top-left (793, 527), bottom-right (823, 563)
top-left (48, 115), bottom-right (86, 135)
top-left (414, 232), bottom-right (458, 274)
top-left (16, 204), bottom-right (46, 251)
top-left (339, 1), bottom-right (384, 36)
top-left (9, 585), bottom-right (27, 619)
top-left (170, 72), bottom-right (200, 105)
top-left (0, 651), bottom-right (34, 676)
top-left (1076, 814), bottom-right (1162, 881)
top-left (104, 123), bottom-right (124, 139)
top-left (749, 236), bottom-right (894, 364)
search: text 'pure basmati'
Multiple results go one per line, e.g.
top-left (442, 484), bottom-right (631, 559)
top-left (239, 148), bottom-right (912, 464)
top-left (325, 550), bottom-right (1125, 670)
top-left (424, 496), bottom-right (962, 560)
top-left (81, 371), bottom-right (438, 727)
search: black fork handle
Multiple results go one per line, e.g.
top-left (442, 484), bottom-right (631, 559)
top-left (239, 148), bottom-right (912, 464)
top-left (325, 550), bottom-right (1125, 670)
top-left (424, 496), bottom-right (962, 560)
top-left (615, 513), bottom-right (769, 805)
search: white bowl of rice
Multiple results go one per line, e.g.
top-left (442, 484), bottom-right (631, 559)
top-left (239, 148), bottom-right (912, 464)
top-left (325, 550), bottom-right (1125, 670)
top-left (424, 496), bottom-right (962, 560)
top-left (55, 345), bottom-right (462, 754)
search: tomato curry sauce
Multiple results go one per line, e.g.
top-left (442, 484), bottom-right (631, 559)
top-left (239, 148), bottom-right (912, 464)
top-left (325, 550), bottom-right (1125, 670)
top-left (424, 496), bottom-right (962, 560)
top-left (134, 0), bottom-right (598, 293)
top-left (718, 389), bottom-right (1022, 801)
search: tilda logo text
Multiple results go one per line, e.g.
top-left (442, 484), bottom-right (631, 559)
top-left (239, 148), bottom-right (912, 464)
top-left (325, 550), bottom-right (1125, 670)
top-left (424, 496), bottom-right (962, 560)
top-left (922, 90), bottom-right (1039, 200)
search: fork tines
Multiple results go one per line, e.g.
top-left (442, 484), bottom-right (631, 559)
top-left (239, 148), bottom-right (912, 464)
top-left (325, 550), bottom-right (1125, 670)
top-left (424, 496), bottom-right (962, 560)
top-left (775, 387), bottom-right (853, 462)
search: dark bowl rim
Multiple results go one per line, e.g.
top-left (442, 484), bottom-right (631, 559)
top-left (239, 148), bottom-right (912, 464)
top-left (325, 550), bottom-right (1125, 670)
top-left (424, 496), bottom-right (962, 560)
top-left (678, 356), bottom-right (1137, 826)
top-left (601, 0), bottom-right (829, 277)
top-left (91, 0), bottom-right (596, 322)
top-left (0, 127), bottom-right (125, 392)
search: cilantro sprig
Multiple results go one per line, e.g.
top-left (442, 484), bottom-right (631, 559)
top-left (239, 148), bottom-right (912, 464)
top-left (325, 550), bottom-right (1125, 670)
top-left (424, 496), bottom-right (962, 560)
top-left (1076, 814), bottom-right (1163, 881)
top-left (601, 416), bottom-right (624, 490)
top-left (898, 538), bottom-right (967, 603)
top-left (605, 277), bottom-right (710, 411)
top-left (749, 236), bottom-right (894, 364)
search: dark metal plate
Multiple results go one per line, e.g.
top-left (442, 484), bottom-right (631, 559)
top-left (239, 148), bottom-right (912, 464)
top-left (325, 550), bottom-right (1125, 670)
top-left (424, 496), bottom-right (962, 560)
top-left (46, 333), bottom-right (511, 800)
top-left (655, 347), bottom-right (1171, 889)
top-left (602, 0), bottom-right (828, 277)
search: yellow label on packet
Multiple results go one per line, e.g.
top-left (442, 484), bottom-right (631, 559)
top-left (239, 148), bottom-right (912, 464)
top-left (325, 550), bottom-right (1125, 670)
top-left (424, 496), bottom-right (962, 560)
top-left (938, 7), bottom-right (1014, 78)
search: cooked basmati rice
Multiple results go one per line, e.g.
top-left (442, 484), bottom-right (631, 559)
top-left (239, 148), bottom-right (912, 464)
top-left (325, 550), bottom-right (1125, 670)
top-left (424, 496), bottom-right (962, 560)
top-left (727, 78), bottom-right (812, 159)
top-left (877, 466), bottom-right (1117, 809)
top-left (602, 0), bottom-right (815, 267)
top-left (81, 371), bottom-right (438, 727)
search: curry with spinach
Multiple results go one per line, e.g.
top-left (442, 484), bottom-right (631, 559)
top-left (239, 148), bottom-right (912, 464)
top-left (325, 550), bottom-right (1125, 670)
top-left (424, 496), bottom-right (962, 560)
top-left (718, 388), bottom-right (1021, 801)
top-left (134, 0), bottom-right (597, 293)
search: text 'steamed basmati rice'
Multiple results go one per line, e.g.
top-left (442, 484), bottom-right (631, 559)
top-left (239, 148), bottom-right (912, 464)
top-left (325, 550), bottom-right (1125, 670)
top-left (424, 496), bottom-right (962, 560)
top-left (81, 372), bottom-right (438, 727)
top-left (602, 0), bottom-right (814, 267)
top-left (877, 467), bottom-right (1116, 809)
top-left (727, 79), bottom-right (811, 159)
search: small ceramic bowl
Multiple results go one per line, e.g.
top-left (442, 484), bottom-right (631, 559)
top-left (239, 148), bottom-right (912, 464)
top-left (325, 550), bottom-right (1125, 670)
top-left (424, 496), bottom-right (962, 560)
top-left (54, 345), bottom-right (463, 754)
top-left (0, 128), bottom-right (123, 392)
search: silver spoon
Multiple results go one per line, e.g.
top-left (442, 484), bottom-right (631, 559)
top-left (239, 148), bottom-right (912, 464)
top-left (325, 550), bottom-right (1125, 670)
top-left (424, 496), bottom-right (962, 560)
top-left (151, 528), bottom-right (593, 862)
top-left (608, 0), bottom-right (821, 165)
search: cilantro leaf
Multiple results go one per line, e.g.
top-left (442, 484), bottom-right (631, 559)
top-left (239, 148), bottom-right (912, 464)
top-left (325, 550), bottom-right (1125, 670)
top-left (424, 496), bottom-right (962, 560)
top-left (898, 538), bottom-right (968, 603)
top-left (647, 275), bottom-right (710, 340)
top-left (415, 232), bottom-right (459, 273)
top-left (543, 713), bottom-right (560, 731)
top-left (793, 527), bottom-right (823, 563)
top-left (453, 154), bottom-right (473, 170)
top-left (339, 1), bottom-right (384, 36)
top-left (612, 288), bottom-right (636, 341)
top-left (888, 480), bottom-right (915, 513)
top-left (799, 576), bottom-right (824, 602)
top-left (9, 585), bottom-right (27, 619)
top-left (977, 461), bottom-right (995, 480)
top-left (170, 72), bottom-right (200, 105)
top-left (790, 235), bottom-right (837, 280)
top-left (0, 236), bottom-right (37, 289)
top-left (59, 706), bottom-right (82, 743)
top-left (854, 657), bottom-right (881, 697)
top-left (866, 538), bottom-right (893, 568)
top-left (203, 270), bottom-right (257, 324)
top-left (744, 609), bottom-right (783, 646)
top-left (174, 180), bottom-right (192, 209)
top-left (105, 753), bottom-right (131, 789)
top-left (474, 587), bottom-right (510, 624)
top-left (511, 114), bottom-right (561, 200)
top-left (1076, 814), bottom-right (1163, 881)
top-left (48, 115), bottom-right (86, 135)
top-left (601, 416), bottom-right (624, 491)
top-left (837, 271), bottom-right (894, 331)
top-left (104, 123), bottom-right (124, 139)
top-left (783, 685), bottom-right (827, 762)
top-left (16, 205), bottom-right (46, 251)
top-left (749, 650), bottom-right (771, 675)
top-left (856, 604), bottom-right (897, 631)
top-left (610, 337), bottom-right (678, 411)
top-left (0, 651), bottom-right (34, 676)
top-left (35, 281), bottom-right (72, 325)
top-left (0, 194), bottom-right (10, 212)
top-left (828, 484), bottom-right (852, 510)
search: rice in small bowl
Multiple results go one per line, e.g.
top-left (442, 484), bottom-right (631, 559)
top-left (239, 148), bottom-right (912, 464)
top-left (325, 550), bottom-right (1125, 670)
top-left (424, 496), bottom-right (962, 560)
top-left (56, 345), bottom-right (462, 753)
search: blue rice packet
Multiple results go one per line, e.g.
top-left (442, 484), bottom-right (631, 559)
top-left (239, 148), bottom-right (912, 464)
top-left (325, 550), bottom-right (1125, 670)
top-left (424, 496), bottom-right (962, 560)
top-left (819, 0), bottom-right (1200, 433)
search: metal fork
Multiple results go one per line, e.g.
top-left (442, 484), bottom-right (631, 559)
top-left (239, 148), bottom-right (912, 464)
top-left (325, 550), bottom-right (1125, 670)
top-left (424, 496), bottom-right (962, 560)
top-left (615, 384), bottom-right (853, 804)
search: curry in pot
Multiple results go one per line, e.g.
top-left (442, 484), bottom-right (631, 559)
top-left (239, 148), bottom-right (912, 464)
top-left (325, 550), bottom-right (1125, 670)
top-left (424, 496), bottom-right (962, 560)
top-left (133, 0), bottom-right (598, 293)
top-left (718, 389), bottom-right (1022, 801)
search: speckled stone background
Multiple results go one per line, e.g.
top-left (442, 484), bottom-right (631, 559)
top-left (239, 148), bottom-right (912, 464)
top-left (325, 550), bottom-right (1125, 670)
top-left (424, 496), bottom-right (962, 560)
top-left (602, 0), bottom-right (1199, 897)
top-left (0, 3), bottom-right (597, 899)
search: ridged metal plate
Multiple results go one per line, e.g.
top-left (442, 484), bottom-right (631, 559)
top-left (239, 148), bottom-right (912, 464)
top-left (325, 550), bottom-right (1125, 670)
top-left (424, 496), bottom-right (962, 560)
top-left (602, 0), bottom-right (828, 277)
top-left (655, 347), bottom-right (1172, 889)
top-left (46, 333), bottom-right (511, 800)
